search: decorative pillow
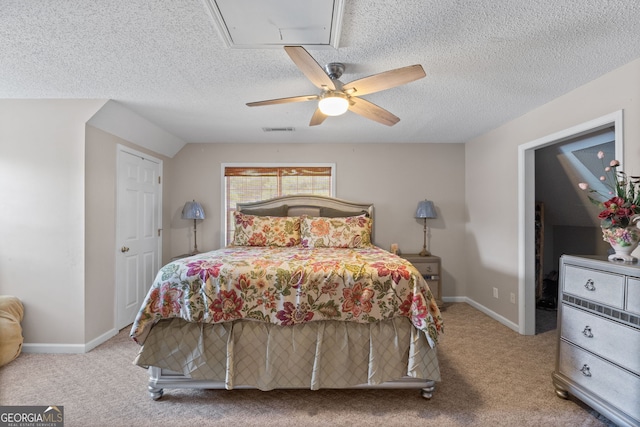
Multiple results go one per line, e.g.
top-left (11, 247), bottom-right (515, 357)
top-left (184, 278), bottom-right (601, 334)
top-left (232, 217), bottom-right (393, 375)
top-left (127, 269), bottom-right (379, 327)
top-left (232, 212), bottom-right (300, 247)
top-left (319, 207), bottom-right (369, 218)
top-left (300, 214), bottom-right (372, 248)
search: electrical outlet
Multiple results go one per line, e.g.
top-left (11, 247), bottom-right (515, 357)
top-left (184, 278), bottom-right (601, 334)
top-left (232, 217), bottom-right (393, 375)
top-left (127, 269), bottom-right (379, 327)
top-left (510, 293), bottom-right (516, 304)
top-left (493, 287), bottom-right (499, 299)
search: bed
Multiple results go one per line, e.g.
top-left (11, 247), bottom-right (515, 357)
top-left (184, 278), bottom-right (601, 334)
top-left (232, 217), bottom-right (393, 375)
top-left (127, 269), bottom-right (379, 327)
top-left (130, 195), bottom-right (443, 400)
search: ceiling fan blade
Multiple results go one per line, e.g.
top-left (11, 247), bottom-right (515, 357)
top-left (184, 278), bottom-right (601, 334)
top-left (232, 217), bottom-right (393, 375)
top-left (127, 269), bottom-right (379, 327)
top-left (348, 97), bottom-right (400, 126)
top-left (284, 46), bottom-right (336, 91)
top-left (246, 95), bottom-right (318, 107)
top-left (342, 64), bottom-right (426, 96)
top-left (309, 108), bottom-right (327, 126)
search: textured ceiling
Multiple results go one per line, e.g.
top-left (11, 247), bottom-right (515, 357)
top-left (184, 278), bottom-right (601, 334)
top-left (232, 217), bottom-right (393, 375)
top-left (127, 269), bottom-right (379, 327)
top-left (2, 0), bottom-right (640, 146)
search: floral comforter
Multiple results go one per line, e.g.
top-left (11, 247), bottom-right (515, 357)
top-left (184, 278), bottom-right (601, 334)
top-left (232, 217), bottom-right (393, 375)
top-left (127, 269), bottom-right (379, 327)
top-left (130, 246), bottom-right (444, 347)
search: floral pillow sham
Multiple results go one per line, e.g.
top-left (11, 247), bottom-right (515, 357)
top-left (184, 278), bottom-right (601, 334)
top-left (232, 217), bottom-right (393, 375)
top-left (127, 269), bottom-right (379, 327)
top-left (300, 214), bottom-right (372, 248)
top-left (232, 212), bottom-right (300, 247)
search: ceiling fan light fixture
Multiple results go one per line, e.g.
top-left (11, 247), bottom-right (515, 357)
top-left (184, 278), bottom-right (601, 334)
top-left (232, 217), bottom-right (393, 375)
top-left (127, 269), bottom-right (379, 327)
top-left (318, 92), bottom-right (349, 116)
top-left (248, 46), bottom-right (425, 126)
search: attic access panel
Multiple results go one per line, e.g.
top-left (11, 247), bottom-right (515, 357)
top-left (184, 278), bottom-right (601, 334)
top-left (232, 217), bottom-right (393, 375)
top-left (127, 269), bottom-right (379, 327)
top-left (205, 0), bottom-right (344, 48)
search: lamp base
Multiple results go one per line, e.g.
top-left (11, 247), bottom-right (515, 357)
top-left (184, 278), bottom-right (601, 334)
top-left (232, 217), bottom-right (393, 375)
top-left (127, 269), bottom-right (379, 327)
top-left (419, 219), bottom-right (431, 257)
top-left (418, 248), bottom-right (431, 257)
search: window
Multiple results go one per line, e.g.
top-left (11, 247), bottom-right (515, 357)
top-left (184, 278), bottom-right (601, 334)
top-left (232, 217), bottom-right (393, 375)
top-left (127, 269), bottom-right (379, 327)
top-left (223, 164), bottom-right (335, 245)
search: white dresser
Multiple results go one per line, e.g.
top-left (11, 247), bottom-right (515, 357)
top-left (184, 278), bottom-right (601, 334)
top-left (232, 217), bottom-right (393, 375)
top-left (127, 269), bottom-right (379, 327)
top-left (553, 255), bottom-right (640, 427)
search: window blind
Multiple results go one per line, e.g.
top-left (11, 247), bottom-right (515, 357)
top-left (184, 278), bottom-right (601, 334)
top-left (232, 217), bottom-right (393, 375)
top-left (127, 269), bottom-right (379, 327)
top-left (224, 165), bottom-right (333, 244)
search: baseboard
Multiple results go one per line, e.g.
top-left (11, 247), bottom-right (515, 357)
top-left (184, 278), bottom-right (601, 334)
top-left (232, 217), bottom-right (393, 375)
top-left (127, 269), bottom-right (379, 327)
top-left (21, 300), bottom-right (520, 353)
top-left (22, 343), bottom-right (86, 354)
top-left (443, 297), bottom-right (519, 333)
top-left (85, 328), bottom-right (119, 352)
top-left (21, 328), bottom-right (118, 354)
top-left (442, 296), bottom-right (466, 303)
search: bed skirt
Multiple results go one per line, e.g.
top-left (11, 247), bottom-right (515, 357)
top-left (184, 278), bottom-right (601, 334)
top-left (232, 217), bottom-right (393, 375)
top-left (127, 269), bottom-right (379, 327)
top-left (134, 317), bottom-right (440, 393)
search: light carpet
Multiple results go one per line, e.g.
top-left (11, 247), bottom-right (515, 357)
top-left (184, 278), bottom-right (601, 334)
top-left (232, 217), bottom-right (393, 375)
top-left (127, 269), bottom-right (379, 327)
top-left (0, 303), bottom-right (616, 426)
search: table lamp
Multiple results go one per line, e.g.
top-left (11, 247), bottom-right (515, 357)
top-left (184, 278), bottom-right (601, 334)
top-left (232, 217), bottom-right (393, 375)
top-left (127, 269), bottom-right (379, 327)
top-left (182, 200), bottom-right (205, 254)
top-left (415, 200), bottom-right (437, 256)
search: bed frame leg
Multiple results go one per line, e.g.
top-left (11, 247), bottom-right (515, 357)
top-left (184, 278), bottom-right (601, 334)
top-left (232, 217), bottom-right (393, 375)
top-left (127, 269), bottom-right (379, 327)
top-left (420, 380), bottom-right (435, 399)
top-left (148, 385), bottom-right (164, 400)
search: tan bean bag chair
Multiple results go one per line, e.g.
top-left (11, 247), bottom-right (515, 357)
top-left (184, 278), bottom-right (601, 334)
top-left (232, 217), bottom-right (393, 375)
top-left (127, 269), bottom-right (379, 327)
top-left (0, 296), bottom-right (24, 367)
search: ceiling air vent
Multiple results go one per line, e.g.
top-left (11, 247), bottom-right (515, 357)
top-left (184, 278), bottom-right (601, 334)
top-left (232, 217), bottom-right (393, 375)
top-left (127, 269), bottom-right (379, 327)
top-left (262, 127), bottom-right (295, 132)
top-left (204, 0), bottom-right (345, 49)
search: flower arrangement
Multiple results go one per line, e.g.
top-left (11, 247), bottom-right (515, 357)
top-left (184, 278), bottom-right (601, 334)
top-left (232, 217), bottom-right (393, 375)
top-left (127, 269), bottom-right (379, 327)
top-left (578, 151), bottom-right (640, 230)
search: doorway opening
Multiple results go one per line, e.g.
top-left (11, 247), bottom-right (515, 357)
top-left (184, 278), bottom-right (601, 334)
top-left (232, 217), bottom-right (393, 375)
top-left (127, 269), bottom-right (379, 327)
top-left (518, 110), bottom-right (624, 335)
top-left (534, 129), bottom-right (615, 333)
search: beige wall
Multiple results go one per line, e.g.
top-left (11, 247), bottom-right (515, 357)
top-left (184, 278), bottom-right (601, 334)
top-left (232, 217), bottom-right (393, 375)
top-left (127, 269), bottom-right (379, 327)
top-left (466, 57), bottom-right (640, 325)
top-left (0, 99), bottom-right (106, 346)
top-left (168, 143), bottom-right (467, 298)
top-left (84, 126), bottom-right (173, 343)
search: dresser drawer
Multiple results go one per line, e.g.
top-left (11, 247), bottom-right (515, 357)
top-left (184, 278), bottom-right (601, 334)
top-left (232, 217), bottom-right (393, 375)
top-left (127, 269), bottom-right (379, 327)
top-left (563, 265), bottom-right (625, 308)
top-left (412, 262), bottom-right (439, 276)
top-left (558, 340), bottom-right (640, 421)
top-left (627, 277), bottom-right (640, 316)
top-left (561, 304), bottom-right (640, 375)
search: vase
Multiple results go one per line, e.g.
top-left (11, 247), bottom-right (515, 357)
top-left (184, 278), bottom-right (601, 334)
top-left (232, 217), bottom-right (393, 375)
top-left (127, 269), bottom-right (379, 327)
top-left (602, 225), bottom-right (640, 262)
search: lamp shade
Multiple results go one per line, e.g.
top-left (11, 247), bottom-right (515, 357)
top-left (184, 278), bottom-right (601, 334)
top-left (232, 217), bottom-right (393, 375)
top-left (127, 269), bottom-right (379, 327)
top-left (415, 200), bottom-right (437, 219)
top-left (182, 200), bottom-right (205, 220)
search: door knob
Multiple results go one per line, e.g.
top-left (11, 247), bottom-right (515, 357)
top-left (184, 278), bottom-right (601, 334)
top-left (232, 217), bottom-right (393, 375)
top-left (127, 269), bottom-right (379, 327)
top-left (121, 246), bottom-right (130, 253)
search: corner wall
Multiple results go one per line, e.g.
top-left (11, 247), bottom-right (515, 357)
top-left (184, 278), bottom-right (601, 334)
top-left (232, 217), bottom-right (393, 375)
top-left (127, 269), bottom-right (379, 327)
top-left (465, 57), bottom-right (640, 326)
top-left (0, 100), bottom-right (106, 348)
top-left (84, 126), bottom-right (173, 345)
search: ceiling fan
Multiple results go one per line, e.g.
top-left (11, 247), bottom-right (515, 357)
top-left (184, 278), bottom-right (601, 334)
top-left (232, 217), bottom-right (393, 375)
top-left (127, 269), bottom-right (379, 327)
top-left (246, 46), bottom-right (426, 127)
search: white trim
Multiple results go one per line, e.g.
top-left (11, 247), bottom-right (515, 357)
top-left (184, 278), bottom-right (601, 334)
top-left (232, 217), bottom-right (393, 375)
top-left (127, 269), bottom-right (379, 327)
top-left (220, 162), bottom-right (337, 247)
top-left (465, 298), bottom-right (520, 332)
top-left (517, 110), bottom-right (624, 335)
top-left (21, 328), bottom-right (118, 354)
top-left (117, 145), bottom-right (164, 164)
top-left (441, 296), bottom-right (466, 303)
top-left (440, 297), bottom-right (519, 332)
top-left (22, 343), bottom-right (86, 354)
top-left (84, 328), bottom-right (119, 352)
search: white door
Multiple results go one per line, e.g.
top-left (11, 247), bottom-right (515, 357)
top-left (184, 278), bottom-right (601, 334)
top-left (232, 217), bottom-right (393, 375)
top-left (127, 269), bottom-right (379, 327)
top-left (116, 148), bottom-right (162, 330)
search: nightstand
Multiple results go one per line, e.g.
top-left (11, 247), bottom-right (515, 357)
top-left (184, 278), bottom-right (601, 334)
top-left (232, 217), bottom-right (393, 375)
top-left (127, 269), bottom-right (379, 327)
top-left (400, 254), bottom-right (443, 307)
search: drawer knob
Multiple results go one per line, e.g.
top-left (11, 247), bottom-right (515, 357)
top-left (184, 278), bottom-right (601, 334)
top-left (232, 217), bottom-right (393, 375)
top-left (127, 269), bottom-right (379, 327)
top-left (580, 364), bottom-right (592, 377)
top-left (582, 326), bottom-right (593, 338)
top-left (584, 279), bottom-right (596, 291)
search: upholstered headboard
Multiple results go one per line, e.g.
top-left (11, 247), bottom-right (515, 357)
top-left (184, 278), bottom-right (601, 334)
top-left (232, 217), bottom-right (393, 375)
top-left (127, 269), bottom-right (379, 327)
top-left (237, 194), bottom-right (373, 217)
top-left (237, 194), bottom-right (374, 241)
